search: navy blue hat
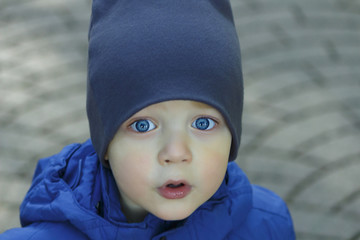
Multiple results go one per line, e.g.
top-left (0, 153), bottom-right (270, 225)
top-left (87, 0), bottom-right (244, 164)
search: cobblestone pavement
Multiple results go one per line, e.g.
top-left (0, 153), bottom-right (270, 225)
top-left (1, 0), bottom-right (359, 239)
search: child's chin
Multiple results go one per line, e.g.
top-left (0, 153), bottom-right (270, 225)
top-left (155, 209), bottom-right (194, 221)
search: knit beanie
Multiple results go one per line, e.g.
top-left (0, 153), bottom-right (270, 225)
top-left (86, 0), bottom-right (244, 164)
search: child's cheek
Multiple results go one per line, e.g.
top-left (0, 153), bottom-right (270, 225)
top-left (113, 145), bottom-right (154, 172)
top-left (193, 131), bottom-right (231, 183)
top-left (110, 148), bottom-right (157, 200)
top-left (195, 131), bottom-right (232, 156)
top-left (109, 135), bottom-right (155, 175)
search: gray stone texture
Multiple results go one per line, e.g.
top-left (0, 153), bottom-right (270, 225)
top-left (1, 0), bottom-right (359, 239)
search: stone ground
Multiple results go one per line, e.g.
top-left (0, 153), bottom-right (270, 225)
top-left (0, 0), bottom-right (359, 239)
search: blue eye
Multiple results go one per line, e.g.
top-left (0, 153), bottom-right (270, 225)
top-left (130, 119), bottom-right (156, 132)
top-left (192, 117), bottom-right (216, 130)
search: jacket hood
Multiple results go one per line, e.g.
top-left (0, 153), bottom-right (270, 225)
top-left (19, 140), bottom-right (252, 239)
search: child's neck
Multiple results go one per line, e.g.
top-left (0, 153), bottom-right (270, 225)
top-left (119, 196), bottom-right (148, 223)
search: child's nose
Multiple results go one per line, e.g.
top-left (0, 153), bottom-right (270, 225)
top-left (158, 133), bottom-right (192, 165)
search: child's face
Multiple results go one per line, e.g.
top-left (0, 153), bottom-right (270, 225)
top-left (106, 100), bottom-right (232, 221)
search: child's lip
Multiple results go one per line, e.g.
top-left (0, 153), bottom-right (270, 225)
top-left (157, 180), bottom-right (192, 199)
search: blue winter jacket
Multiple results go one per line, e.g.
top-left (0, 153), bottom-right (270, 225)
top-left (0, 140), bottom-right (295, 239)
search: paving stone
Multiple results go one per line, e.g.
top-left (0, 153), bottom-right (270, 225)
top-left (262, 112), bottom-right (351, 149)
top-left (291, 208), bottom-right (357, 240)
top-left (297, 134), bottom-right (360, 164)
top-left (0, 178), bottom-right (29, 205)
top-left (342, 195), bottom-right (360, 216)
top-left (240, 149), bottom-right (315, 197)
top-left (0, 206), bottom-right (21, 233)
top-left (293, 161), bottom-right (360, 205)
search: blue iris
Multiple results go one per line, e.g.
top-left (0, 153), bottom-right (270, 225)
top-left (131, 119), bottom-right (156, 132)
top-left (192, 117), bottom-right (215, 130)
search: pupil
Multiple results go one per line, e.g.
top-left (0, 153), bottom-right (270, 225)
top-left (136, 120), bottom-right (149, 132)
top-left (196, 118), bottom-right (209, 130)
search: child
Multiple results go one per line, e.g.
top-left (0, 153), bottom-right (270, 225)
top-left (1, 0), bottom-right (295, 239)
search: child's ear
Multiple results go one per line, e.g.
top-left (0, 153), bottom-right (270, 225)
top-left (103, 152), bottom-right (111, 169)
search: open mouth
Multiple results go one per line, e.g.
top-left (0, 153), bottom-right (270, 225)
top-left (158, 180), bottom-right (191, 199)
top-left (167, 183), bottom-right (185, 188)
